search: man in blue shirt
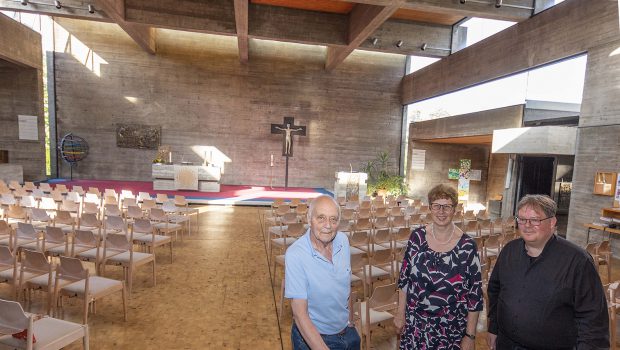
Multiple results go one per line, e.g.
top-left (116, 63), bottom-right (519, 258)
top-left (285, 195), bottom-right (360, 350)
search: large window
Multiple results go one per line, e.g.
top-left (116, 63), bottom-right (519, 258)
top-left (453, 17), bottom-right (516, 53)
top-left (406, 54), bottom-right (587, 122)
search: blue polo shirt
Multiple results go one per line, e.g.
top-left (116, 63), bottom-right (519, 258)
top-left (285, 230), bottom-right (351, 335)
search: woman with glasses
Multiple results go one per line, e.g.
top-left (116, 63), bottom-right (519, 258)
top-left (395, 184), bottom-right (483, 350)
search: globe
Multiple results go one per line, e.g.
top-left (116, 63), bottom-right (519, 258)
top-left (59, 133), bottom-right (89, 164)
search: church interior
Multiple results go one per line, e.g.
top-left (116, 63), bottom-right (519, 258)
top-left (1, 0), bottom-right (620, 348)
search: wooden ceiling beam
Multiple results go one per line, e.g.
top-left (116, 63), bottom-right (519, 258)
top-left (338, 0), bottom-right (533, 22)
top-left (234, 0), bottom-right (249, 63)
top-left (96, 0), bottom-right (156, 54)
top-left (0, 0), bottom-right (451, 58)
top-left (325, 0), bottom-right (404, 71)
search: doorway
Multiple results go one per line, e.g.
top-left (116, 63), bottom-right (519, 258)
top-left (518, 156), bottom-right (555, 199)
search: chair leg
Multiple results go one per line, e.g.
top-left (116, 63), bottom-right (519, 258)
top-left (152, 259), bottom-right (156, 287)
top-left (83, 324), bottom-right (90, 350)
top-left (122, 282), bottom-right (128, 321)
top-left (278, 277), bottom-right (285, 320)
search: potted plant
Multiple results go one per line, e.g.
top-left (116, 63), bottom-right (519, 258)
top-left (360, 151), bottom-right (406, 197)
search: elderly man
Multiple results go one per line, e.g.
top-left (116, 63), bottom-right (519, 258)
top-left (285, 195), bottom-right (360, 350)
top-left (487, 194), bottom-right (609, 350)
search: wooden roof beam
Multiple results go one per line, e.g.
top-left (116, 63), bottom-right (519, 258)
top-left (325, 0), bottom-right (404, 71)
top-left (338, 0), bottom-right (533, 22)
top-left (234, 0), bottom-right (249, 63)
top-left (96, 0), bottom-right (156, 54)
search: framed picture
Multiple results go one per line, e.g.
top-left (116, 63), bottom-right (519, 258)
top-left (593, 171), bottom-right (617, 196)
top-left (116, 124), bottom-right (161, 150)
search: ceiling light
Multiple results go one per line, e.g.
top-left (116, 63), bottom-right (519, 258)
top-left (395, 40), bottom-right (403, 48)
top-left (495, 0), bottom-right (502, 7)
top-left (421, 43), bottom-right (428, 51)
top-left (88, 4), bottom-right (95, 13)
top-left (21, 0), bottom-right (28, 5)
top-left (370, 37), bottom-right (378, 46)
top-left (54, 0), bottom-right (61, 9)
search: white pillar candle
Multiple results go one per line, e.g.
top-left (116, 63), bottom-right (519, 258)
top-left (270, 154), bottom-right (274, 167)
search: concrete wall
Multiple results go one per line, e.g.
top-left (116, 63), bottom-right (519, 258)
top-left (406, 142), bottom-right (490, 204)
top-left (411, 105), bottom-right (523, 140)
top-left (52, 18), bottom-right (405, 189)
top-left (487, 153), bottom-right (508, 203)
top-left (566, 39), bottom-right (620, 245)
top-left (0, 13), bottom-right (42, 69)
top-left (0, 15), bottom-right (46, 182)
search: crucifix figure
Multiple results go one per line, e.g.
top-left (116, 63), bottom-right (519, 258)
top-left (271, 117), bottom-right (307, 188)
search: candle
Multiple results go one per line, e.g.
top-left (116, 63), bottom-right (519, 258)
top-left (270, 154), bottom-right (274, 167)
top-left (169, 152), bottom-right (172, 163)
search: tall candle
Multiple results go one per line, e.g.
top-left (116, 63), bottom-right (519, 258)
top-left (169, 152), bottom-right (172, 163)
top-left (270, 154), bottom-right (274, 167)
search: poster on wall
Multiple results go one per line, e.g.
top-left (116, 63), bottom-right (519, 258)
top-left (458, 178), bottom-right (470, 201)
top-left (448, 168), bottom-right (459, 180)
top-left (411, 149), bottom-right (426, 170)
top-left (18, 115), bottom-right (38, 140)
top-left (615, 173), bottom-right (620, 206)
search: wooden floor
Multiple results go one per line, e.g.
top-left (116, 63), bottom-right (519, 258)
top-left (0, 206), bottom-right (616, 349)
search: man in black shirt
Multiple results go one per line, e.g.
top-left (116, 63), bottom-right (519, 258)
top-left (487, 194), bottom-right (609, 350)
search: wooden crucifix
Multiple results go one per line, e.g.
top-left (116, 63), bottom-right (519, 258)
top-left (271, 117), bottom-right (306, 189)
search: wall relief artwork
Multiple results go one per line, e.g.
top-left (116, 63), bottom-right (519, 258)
top-left (116, 124), bottom-right (161, 149)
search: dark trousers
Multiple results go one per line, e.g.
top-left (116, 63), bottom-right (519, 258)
top-left (497, 332), bottom-right (575, 350)
top-left (291, 323), bottom-right (361, 350)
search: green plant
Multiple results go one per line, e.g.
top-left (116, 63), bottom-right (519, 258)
top-left (360, 151), bottom-right (406, 196)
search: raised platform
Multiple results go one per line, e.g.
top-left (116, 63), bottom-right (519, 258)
top-left (47, 179), bottom-right (331, 206)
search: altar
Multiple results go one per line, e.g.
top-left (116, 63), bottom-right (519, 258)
top-left (152, 164), bottom-right (221, 191)
top-left (334, 171), bottom-right (367, 200)
top-left (0, 164), bottom-right (23, 184)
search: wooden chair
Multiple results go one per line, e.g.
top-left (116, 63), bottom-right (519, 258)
top-left (0, 298), bottom-right (90, 350)
top-left (101, 232), bottom-right (156, 295)
top-left (353, 283), bottom-right (398, 350)
top-left (54, 256), bottom-right (127, 324)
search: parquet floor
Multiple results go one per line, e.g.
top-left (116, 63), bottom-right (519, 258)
top-left (0, 206), bottom-right (616, 349)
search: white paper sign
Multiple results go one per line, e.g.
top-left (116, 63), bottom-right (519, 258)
top-left (18, 115), bottom-right (38, 140)
top-left (615, 172), bottom-right (620, 204)
top-left (469, 169), bottom-right (482, 181)
top-left (411, 149), bottom-right (426, 170)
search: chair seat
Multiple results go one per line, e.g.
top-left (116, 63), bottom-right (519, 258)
top-left (134, 234), bottom-right (171, 245)
top-left (25, 272), bottom-right (55, 289)
top-left (62, 276), bottom-right (123, 297)
top-left (107, 251), bottom-right (154, 266)
top-left (0, 266), bottom-right (19, 282)
top-left (75, 248), bottom-right (100, 261)
top-left (153, 223), bottom-right (181, 232)
top-left (271, 237), bottom-right (297, 247)
top-left (46, 244), bottom-right (68, 256)
top-left (370, 243), bottom-right (391, 252)
top-left (17, 240), bottom-right (45, 251)
top-left (358, 265), bottom-right (390, 280)
top-left (269, 226), bottom-right (287, 236)
top-left (350, 247), bottom-right (365, 256)
top-left (0, 316), bottom-right (88, 350)
top-left (359, 301), bottom-right (396, 327)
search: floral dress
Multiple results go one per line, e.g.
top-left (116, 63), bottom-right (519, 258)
top-left (398, 226), bottom-right (483, 349)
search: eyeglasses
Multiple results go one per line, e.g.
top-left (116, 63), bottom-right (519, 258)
top-left (430, 203), bottom-right (454, 212)
top-left (515, 216), bottom-right (553, 226)
top-left (315, 214), bottom-right (339, 225)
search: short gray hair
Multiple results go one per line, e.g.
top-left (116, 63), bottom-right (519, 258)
top-left (307, 195), bottom-right (341, 222)
top-left (517, 194), bottom-right (557, 218)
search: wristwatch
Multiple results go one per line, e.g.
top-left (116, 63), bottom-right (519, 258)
top-left (463, 332), bottom-right (476, 340)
